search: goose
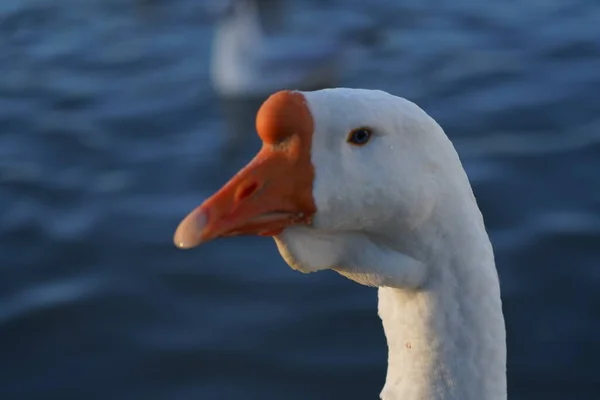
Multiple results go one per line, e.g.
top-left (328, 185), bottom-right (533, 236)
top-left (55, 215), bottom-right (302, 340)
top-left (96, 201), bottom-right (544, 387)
top-left (173, 89), bottom-right (507, 399)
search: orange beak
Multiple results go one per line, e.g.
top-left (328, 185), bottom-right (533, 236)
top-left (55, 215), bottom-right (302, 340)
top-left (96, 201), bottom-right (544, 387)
top-left (173, 90), bottom-right (316, 249)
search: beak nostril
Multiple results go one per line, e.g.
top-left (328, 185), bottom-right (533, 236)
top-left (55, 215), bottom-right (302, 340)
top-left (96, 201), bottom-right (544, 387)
top-left (236, 182), bottom-right (259, 202)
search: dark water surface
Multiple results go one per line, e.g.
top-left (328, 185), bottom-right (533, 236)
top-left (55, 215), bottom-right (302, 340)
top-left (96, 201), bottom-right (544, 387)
top-left (1, 0), bottom-right (600, 399)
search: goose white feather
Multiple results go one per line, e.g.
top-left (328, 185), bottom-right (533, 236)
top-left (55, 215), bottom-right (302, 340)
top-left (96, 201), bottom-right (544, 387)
top-left (174, 88), bottom-right (507, 399)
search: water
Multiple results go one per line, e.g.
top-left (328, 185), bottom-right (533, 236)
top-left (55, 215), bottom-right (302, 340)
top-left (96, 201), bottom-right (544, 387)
top-left (1, 0), bottom-right (599, 398)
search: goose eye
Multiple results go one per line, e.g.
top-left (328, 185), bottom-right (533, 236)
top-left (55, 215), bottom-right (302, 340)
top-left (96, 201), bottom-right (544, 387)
top-left (347, 128), bottom-right (372, 146)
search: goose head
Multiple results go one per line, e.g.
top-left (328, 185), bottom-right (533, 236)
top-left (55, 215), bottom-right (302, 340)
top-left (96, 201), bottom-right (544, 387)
top-left (174, 88), bottom-right (481, 289)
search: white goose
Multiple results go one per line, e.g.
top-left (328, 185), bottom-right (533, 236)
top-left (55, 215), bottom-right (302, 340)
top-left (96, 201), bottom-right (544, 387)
top-left (174, 89), bottom-right (507, 399)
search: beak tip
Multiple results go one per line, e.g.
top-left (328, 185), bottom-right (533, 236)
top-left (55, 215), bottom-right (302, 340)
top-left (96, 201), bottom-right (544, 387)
top-left (172, 229), bottom-right (195, 250)
top-left (173, 207), bottom-right (209, 250)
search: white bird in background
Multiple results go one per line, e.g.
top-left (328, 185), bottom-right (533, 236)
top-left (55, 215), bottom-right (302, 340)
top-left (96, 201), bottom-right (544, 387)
top-left (174, 88), bottom-right (507, 399)
top-left (208, 0), bottom-right (340, 97)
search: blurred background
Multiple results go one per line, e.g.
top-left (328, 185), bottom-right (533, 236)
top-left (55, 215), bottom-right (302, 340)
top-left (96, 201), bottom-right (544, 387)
top-left (1, 0), bottom-right (599, 398)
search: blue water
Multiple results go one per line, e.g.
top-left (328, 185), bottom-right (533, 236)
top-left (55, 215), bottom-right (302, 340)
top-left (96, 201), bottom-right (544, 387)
top-left (1, 0), bottom-right (600, 398)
